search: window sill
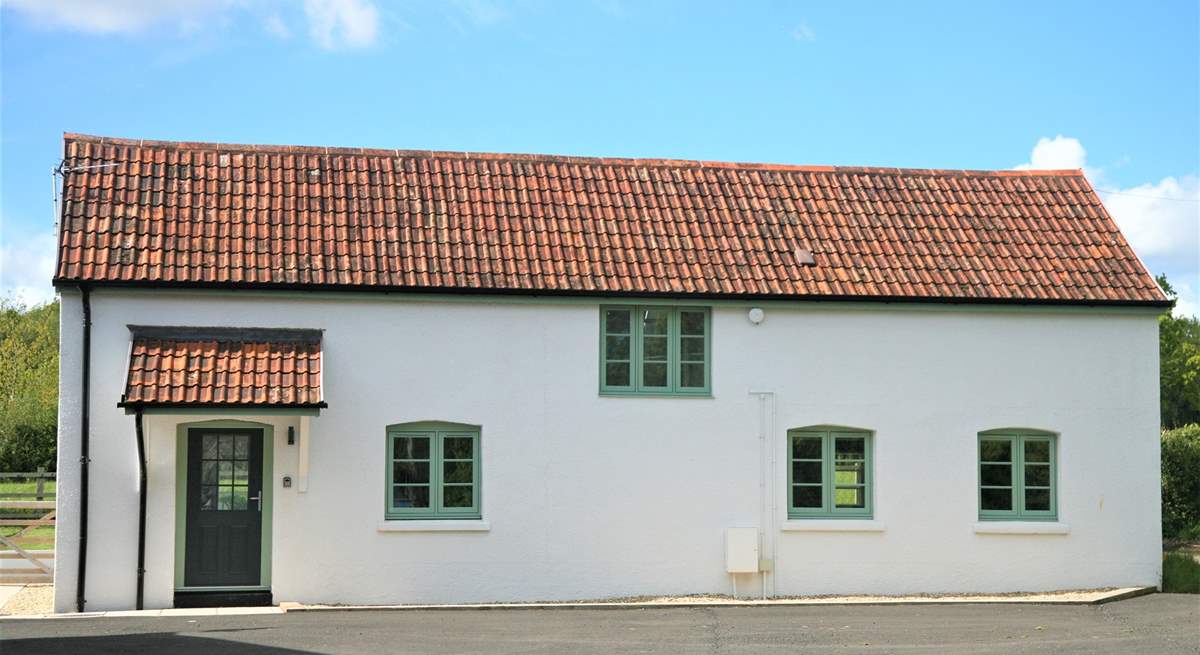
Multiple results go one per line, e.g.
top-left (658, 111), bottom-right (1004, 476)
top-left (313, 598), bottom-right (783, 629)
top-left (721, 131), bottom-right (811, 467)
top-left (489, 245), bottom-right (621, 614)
top-left (377, 520), bottom-right (490, 532)
top-left (599, 392), bottom-right (713, 399)
top-left (973, 521), bottom-right (1069, 535)
top-left (781, 519), bottom-right (885, 532)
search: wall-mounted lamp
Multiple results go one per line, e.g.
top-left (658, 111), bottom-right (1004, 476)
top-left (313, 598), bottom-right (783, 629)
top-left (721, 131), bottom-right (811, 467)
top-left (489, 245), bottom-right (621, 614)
top-left (748, 308), bottom-right (765, 325)
top-left (287, 426), bottom-right (295, 445)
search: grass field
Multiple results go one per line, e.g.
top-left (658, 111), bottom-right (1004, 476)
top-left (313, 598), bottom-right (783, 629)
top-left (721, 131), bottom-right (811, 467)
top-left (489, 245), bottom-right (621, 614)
top-left (0, 479), bottom-right (56, 552)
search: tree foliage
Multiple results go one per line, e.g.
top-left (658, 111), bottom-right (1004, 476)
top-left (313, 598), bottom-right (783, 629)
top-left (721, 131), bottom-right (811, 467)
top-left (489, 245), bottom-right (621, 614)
top-left (1157, 276), bottom-right (1200, 429)
top-left (1162, 423), bottom-right (1200, 540)
top-left (0, 298), bottom-right (59, 471)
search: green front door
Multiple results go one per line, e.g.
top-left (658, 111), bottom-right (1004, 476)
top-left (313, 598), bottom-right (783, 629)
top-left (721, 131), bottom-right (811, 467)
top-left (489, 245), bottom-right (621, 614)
top-left (184, 428), bottom-right (264, 587)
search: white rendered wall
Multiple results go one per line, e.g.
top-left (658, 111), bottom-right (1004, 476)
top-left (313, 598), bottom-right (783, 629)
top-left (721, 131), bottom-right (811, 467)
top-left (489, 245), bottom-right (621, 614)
top-left (54, 290), bottom-right (1162, 611)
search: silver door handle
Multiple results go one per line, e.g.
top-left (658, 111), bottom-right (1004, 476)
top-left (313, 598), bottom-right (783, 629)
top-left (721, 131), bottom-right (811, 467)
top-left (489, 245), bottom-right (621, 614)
top-left (249, 492), bottom-right (262, 511)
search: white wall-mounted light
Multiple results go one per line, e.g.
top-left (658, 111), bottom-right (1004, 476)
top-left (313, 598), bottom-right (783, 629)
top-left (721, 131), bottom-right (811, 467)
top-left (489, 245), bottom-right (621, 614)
top-left (747, 307), bottom-right (765, 325)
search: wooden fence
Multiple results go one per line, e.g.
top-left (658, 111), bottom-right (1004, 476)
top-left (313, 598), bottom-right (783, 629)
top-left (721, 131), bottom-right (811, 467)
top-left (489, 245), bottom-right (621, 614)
top-left (0, 469), bottom-right (55, 584)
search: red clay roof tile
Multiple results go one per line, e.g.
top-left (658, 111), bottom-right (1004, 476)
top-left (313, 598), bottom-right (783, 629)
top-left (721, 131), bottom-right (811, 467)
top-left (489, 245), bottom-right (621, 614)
top-left (120, 326), bottom-right (323, 408)
top-left (55, 133), bottom-right (1167, 306)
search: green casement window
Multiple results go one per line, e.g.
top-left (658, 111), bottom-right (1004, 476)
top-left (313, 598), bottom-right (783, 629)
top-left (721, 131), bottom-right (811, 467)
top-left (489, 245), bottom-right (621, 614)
top-left (978, 430), bottom-right (1057, 521)
top-left (600, 306), bottom-right (710, 395)
top-left (386, 422), bottom-right (481, 520)
top-left (787, 428), bottom-right (873, 519)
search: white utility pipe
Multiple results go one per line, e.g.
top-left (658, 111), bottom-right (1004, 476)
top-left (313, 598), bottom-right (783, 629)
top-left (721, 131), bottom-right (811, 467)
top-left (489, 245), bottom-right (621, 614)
top-left (749, 390), bottom-right (777, 599)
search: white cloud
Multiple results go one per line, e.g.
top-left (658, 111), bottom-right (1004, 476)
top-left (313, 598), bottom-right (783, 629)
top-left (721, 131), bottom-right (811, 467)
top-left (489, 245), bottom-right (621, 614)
top-left (1170, 279), bottom-right (1199, 319)
top-left (1014, 135), bottom-right (1089, 172)
top-left (4, 0), bottom-right (381, 50)
top-left (0, 0), bottom-right (236, 34)
top-left (1099, 175), bottom-right (1200, 265)
top-left (304, 0), bottom-right (379, 50)
top-left (791, 23), bottom-right (816, 42)
top-left (0, 231), bottom-right (58, 308)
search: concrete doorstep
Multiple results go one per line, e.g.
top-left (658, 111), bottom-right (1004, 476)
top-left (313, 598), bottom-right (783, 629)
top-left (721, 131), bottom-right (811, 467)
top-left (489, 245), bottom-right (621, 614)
top-left (0, 586), bottom-right (1157, 619)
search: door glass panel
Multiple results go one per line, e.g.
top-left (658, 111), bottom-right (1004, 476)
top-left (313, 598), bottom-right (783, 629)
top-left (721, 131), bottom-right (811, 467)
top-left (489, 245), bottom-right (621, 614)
top-left (200, 485), bottom-right (216, 511)
top-left (200, 431), bottom-right (253, 512)
top-left (232, 486), bottom-right (249, 510)
top-left (202, 434), bottom-right (218, 459)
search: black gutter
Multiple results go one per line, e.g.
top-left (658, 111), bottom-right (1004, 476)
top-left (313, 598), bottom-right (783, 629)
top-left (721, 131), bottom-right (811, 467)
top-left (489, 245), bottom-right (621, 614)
top-left (48, 277), bottom-right (1176, 309)
top-left (75, 285), bottom-right (91, 613)
top-left (133, 408), bottom-right (148, 611)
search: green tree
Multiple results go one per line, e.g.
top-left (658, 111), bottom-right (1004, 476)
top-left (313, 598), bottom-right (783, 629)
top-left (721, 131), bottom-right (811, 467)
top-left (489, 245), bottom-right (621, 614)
top-left (0, 298), bottom-right (59, 471)
top-left (1157, 276), bottom-right (1200, 429)
top-left (1162, 424), bottom-right (1200, 540)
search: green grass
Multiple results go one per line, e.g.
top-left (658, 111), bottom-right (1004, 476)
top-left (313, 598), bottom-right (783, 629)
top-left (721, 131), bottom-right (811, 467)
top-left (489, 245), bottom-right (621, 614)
top-left (0, 479), bottom-right (56, 551)
top-left (0, 479), bottom-right (56, 499)
top-left (1162, 551), bottom-right (1200, 593)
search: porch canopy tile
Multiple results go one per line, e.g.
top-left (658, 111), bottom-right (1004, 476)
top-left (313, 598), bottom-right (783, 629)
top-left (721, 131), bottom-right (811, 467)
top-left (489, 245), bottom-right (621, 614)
top-left (119, 325), bottom-right (325, 410)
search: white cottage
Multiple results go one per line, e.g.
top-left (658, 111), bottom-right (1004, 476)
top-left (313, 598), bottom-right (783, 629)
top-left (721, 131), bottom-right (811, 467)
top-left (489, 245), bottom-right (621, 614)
top-left (52, 133), bottom-right (1169, 612)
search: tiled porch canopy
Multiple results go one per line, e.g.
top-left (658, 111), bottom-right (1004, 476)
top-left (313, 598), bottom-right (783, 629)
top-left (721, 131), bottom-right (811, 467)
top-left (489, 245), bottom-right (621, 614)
top-left (118, 326), bottom-right (325, 410)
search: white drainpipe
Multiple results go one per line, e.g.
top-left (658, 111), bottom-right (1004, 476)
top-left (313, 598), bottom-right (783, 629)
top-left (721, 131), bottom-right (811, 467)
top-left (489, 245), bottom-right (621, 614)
top-left (750, 390), bottom-right (777, 599)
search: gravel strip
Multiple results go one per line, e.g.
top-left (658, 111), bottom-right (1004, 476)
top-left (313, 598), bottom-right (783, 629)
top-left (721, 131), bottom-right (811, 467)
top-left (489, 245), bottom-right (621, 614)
top-left (0, 585), bottom-right (53, 616)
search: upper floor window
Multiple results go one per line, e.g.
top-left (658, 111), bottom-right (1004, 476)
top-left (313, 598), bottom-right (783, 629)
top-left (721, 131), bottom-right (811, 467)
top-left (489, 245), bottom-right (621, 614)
top-left (386, 422), bottom-right (481, 520)
top-left (600, 306), bottom-right (710, 395)
top-left (978, 430), bottom-right (1057, 521)
top-left (788, 427), bottom-right (873, 519)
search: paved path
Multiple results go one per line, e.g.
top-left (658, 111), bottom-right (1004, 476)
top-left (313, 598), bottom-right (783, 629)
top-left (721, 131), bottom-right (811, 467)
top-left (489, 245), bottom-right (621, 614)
top-left (2, 594), bottom-right (1197, 654)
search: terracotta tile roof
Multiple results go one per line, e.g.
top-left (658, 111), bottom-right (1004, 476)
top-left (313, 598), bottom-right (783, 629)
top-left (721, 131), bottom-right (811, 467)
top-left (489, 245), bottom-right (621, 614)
top-left (55, 133), bottom-right (1168, 306)
top-left (119, 326), bottom-right (324, 408)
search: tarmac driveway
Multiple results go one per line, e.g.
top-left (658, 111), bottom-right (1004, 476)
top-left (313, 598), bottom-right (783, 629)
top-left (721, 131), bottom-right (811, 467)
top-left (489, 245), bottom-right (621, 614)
top-left (2, 594), bottom-right (1197, 654)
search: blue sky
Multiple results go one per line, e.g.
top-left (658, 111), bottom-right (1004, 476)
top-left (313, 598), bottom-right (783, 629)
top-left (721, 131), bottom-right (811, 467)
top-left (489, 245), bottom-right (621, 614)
top-left (2, 1), bottom-right (1197, 314)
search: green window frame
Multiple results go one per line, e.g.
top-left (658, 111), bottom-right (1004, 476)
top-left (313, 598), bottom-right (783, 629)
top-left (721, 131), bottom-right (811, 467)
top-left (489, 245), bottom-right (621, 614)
top-left (599, 305), bottom-right (711, 395)
top-left (787, 427), bottom-right (873, 519)
top-left (385, 422), bottom-right (481, 520)
top-left (978, 430), bottom-right (1057, 521)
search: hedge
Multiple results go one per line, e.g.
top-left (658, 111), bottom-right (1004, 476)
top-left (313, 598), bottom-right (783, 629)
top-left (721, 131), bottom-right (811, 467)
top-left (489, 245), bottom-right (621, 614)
top-left (1162, 424), bottom-right (1200, 540)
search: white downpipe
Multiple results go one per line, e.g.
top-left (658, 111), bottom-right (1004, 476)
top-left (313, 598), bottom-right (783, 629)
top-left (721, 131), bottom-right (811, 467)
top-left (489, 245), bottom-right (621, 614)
top-left (750, 390), bottom-right (777, 599)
